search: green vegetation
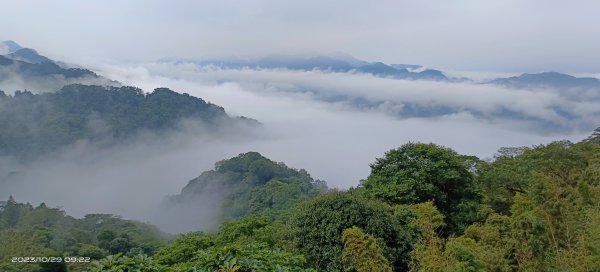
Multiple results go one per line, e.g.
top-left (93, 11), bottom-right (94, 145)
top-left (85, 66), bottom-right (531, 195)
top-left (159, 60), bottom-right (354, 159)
top-left (0, 198), bottom-right (167, 272)
top-left (361, 142), bottom-right (485, 235)
top-left (92, 216), bottom-right (315, 271)
top-left (341, 226), bottom-right (392, 272)
top-left (586, 127), bottom-right (600, 144)
top-left (410, 140), bottom-right (600, 271)
top-left (290, 191), bottom-right (418, 271)
top-left (171, 152), bottom-right (327, 220)
top-left (0, 84), bottom-right (236, 159)
top-left (3, 128), bottom-right (600, 271)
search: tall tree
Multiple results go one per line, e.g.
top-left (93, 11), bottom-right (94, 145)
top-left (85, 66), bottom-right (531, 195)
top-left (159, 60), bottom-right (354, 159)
top-left (290, 191), bottom-right (418, 271)
top-left (361, 142), bottom-right (483, 234)
top-left (342, 226), bottom-right (392, 272)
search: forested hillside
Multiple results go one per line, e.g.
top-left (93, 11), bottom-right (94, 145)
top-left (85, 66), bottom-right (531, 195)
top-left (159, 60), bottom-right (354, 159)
top-left (3, 1), bottom-right (599, 271)
top-left (170, 152), bottom-right (328, 220)
top-left (0, 84), bottom-right (248, 159)
top-left (2, 131), bottom-right (598, 271)
top-left (0, 197), bottom-right (167, 272)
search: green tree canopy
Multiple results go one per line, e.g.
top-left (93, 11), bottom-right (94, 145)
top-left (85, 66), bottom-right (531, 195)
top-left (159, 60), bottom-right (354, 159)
top-left (361, 142), bottom-right (483, 234)
top-left (153, 216), bottom-right (313, 272)
top-left (411, 141), bottom-right (600, 271)
top-left (0, 84), bottom-right (242, 159)
top-left (171, 152), bottom-right (327, 220)
top-left (342, 226), bottom-right (392, 272)
top-left (290, 191), bottom-right (418, 271)
top-left (585, 127), bottom-right (600, 144)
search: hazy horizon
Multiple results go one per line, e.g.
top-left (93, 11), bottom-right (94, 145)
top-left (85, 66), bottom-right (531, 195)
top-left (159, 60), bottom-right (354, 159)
top-left (1, 0), bottom-right (600, 73)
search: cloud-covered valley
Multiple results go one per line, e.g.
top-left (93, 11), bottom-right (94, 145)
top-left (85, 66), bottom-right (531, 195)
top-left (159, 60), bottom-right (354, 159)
top-left (92, 61), bottom-right (595, 186)
top-left (104, 62), bottom-right (600, 131)
top-left (1, 60), bottom-right (595, 232)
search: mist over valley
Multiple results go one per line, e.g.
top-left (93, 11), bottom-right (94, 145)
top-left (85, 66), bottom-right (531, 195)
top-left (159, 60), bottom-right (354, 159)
top-left (1, 2), bottom-right (599, 270)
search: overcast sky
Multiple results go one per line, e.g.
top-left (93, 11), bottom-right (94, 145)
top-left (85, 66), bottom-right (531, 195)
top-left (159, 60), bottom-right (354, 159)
top-left (1, 0), bottom-right (599, 72)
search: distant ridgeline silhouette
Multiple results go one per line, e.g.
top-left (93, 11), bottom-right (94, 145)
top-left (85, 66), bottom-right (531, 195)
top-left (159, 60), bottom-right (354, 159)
top-left (169, 53), bottom-right (600, 90)
top-left (169, 53), bottom-right (449, 81)
top-left (0, 40), bottom-right (98, 77)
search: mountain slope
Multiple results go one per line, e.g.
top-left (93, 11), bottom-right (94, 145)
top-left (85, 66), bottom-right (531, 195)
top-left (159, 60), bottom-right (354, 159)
top-left (0, 40), bottom-right (23, 54)
top-left (184, 54), bottom-right (450, 81)
top-left (0, 84), bottom-right (248, 159)
top-left (0, 54), bottom-right (118, 92)
top-left (170, 152), bottom-right (327, 220)
top-left (6, 48), bottom-right (52, 64)
top-left (0, 55), bottom-right (97, 78)
top-left (0, 197), bottom-right (167, 271)
top-left (356, 62), bottom-right (407, 76)
top-left (488, 72), bottom-right (600, 90)
top-left (0, 42), bottom-right (119, 92)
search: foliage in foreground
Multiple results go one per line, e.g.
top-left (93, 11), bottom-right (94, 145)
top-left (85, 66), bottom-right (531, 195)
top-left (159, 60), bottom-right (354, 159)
top-left (410, 141), bottom-right (600, 271)
top-left (94, 216), bottom-right (315, 272)
top-left (0, 199), bottom-right (167, 271)
top-left (3, 130), bottom-right (600, 271)
top-left (341, 226), bottom-right (392, 272)
top-left (290, 191), bottom-right (419, 271)
top-left (361, 142), bottom-right (485, 235)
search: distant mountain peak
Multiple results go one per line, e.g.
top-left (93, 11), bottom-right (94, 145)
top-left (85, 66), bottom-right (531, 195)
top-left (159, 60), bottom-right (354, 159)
top-left (0, 40), bottom-right (23, 54)
top-left (356, 62), bottom-right (402, 76)
top-left (326, 51), bottom-right (370, 67)
top-left (488, 71), bottom-right (600, 90)
top-left (7, 48), bottom-right (52, 64)
top-left (390, 63), bottom-right (423, 71)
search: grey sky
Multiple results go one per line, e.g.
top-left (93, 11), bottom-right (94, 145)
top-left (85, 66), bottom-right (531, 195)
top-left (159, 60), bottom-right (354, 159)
top-left (1, 1), bottom-right (599, 72)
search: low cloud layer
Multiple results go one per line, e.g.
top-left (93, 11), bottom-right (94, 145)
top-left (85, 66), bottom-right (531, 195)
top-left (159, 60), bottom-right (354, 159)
top-left (96, 61), bottom-right (593, 182)
top-left (101, 62), bottom-right (600, 132)
top-left (0, 120), bottom-right (264, 233)
top-left (0, 61), bottom-right (594, 233)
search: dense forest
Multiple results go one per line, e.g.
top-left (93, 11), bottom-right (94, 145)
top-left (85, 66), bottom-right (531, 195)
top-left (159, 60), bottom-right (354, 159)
top-left (1, 130), bottom-right (599, 271)
top-left (170, 151), bottom-right (328, 220)
top-left (0, 84), bottom-right (250, 159)
top-left (0, 198), bottom-right (167, 272)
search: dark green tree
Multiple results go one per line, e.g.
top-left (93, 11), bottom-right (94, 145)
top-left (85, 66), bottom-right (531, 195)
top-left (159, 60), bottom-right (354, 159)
top-left (361, 142), bottom-right (483, 234)
top-left (290, 191), bottom-right (418, 271)
top-left (585, 127), bottom-right (600, 144)
top-left (172, 152), bottom-right (327, 220)
top-left (412, 141), bottom-right (600, 271)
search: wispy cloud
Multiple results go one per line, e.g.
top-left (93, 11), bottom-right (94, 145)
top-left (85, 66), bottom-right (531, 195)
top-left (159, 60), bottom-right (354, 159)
top-left (95, 61), bottom-right (593, 186)
top-left (1, 60), bottom-right (595, 233)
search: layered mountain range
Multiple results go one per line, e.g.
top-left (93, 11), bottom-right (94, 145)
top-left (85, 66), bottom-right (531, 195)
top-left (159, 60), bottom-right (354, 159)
top-left (2, 39), bottom-right (599, 141)
top-left (0, 41), bottom-right (257, 160)
top-left (5, 40), bottom-right (600, 93)
top-left (0, 40), bottom-right (117, 92)
top-left (164, 51), bottom-right (600, 90)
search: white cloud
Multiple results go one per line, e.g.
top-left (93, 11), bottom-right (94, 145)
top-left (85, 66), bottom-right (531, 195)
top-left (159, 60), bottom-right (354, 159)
top-left (96, 61), bottom-right (593, 187)
top-left (100, 62), bottom-right (600, 130)
top-left (1, 60), bottom-right (594, 232)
